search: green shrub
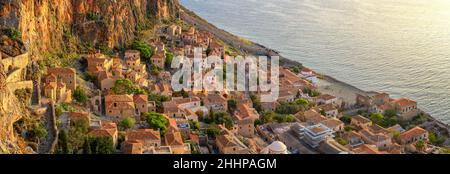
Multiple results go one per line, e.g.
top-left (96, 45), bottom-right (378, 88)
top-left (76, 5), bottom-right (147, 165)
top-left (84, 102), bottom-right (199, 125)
top-left (73, 86), bottom-right (88, 104)
top-left (86, 12), bottom-right (98, 21)
top-left (4, 28), bottom-right (21, 40)
top-left (131, 40), bottom-right (154, 59)
top-left (144, 112), bottom-right (168, 133)
top-left (121, 117), bottom-right (136, 130)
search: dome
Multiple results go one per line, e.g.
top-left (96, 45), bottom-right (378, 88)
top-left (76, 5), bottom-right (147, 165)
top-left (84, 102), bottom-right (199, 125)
top-left (268, 141), bottom-right (288, 154)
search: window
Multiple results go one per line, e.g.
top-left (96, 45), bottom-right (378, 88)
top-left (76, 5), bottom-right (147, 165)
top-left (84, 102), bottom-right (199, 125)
top-left (114, 103), bottom-right (117, 107)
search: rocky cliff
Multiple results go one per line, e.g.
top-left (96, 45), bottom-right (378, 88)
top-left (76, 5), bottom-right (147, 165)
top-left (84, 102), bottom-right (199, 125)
top-left (0, 0), bottom-right (179, 59)
top-left (0, 63), bottom-right (30, 154)
top-left (0, 0), bottom-right (179, 154)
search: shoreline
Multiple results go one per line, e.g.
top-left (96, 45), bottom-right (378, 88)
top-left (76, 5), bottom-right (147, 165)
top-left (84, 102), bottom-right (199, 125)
top-left (178, 4), bottom-right (450, 139)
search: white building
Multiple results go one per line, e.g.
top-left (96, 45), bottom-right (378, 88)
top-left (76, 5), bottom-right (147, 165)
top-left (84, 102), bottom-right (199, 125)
top-left (303, 123), bottom-right (335, 148)
top-left (260, 141), bottom-right (289, 154)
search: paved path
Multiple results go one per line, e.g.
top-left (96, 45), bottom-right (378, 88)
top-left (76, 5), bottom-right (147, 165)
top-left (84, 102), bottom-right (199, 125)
top-left (38, 102), bottom-right (58, 154)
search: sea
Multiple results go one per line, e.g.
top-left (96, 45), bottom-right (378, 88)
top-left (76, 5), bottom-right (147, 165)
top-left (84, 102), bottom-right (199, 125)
top-left (180, 0), bottom-right (450, 124)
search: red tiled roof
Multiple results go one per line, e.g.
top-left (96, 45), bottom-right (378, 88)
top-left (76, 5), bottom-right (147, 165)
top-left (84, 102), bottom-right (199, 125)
top-left (126, 129), bottom-right (161, 142)
top-left (398, 126), bottom-right (427, 141)
top-left (133, 95), bottom-right (148, 104)
top-left (68, 112), bottom-right (89, 122)
top-left (47, 67), bottom-right (76, 75)
top-left (393, 98), bottom-right (417, 107)
top-left (165, 131), bottom-right (184, 146)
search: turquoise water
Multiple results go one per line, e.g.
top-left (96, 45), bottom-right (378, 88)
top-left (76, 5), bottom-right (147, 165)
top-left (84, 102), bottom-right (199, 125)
top-left (180, 0), bottom-right (450, 123)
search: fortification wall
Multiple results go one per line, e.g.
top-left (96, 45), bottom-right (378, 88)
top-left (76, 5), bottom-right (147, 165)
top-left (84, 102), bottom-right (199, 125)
top-left (0, 53), bottom-right (30, 72)
top-left (6, 80), bottom-right (33, 92)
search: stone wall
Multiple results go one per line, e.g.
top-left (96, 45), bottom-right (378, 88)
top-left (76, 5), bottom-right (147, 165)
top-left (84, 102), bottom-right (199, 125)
top-left (6, 80), bottom-right (33, 92)
top-left (0, 52), bottom-right (29, 72)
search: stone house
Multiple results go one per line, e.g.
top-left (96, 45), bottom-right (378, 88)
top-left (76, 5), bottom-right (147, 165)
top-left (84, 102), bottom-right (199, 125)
top-left (105, 94), bottom-right (135, 119)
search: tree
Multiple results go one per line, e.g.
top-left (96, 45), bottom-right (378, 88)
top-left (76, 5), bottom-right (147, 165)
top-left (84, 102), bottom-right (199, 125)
top-left (370, 113), bottom-right (384, 124)
top-left (121, 117), bottom-right (136, 130)
top-left (73, 86), bottom-right (88, 104)
top-left (227, 99), bottom-right (237, 113)
top-left (429, 132), bottom-right (446, 146)
top-left (292, 66), bottom-right (300, 74)
top-left (86, 12), bottom-right (98, 21)
top-left (206, 125), bottom-right (220, 138)
top-left (84, 72), bottom-right (97, 83)
top-left (261, 111), bottom-right (275, 124)
top-left (250, 94), bottom-right (262, 113)
top-left (4, 28), bottom-right (21, 40)
top-left (165, 51), bottom-right (174, 70)
top-left (58, 130), bottom-right (70, 154)
top-left (214, 112), bottom-right (234, 129)
top-left (286, 114), bottom-right (296, 122)
top-left (144, 112), bottom-right (168, 133)
top-left (173, 89), bottom-right (188, 98)
top-left (113, 78), bottom-right (146, 95)
top-left (151, 65), bottom-right (160, 76)
top-left (87, 136), bottom-right (115, 154)
top-left (340, 115), bottom-right (352, 124)
top-left (82, 138), bottom-right (92, 154)
top-left (384, 109), bottom-right (397, 117)
top-left (295, 98), bottom-right (309, 106)
top-left (415, 140), bottom-right (425, 151)
top-left (189, 120), bottom-right (200, 131)
top-left (336, 137), bottom-right (348, 146)
top-left (32, 123), bottom-right (48, 140)
top-left (148, 93), bottom-right (171, 113)
top-left (276, 102), bottom-right (301, 115)
top-left (131, 40), bottom-right (154, 60)
top-left (275, 114), bottom-right (296, 123)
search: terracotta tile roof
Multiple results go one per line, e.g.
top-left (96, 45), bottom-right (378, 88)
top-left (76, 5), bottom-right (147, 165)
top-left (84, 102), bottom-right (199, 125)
top-left (47, 67), bottom-right (76, 75)
top-left (235, 104), bottom-right (259, 120)
top-left (173, 97), bottom-right (201, 105)
top-left (46, 74), bottom-right (57, 82)
top-left (352, 115), bottom-right (372, 124)
top-left (45, 82), bottom-right (57, 90)
top-left (167, 118), bottom-right (179, 132)
top-left (317, 94), bottom-right (336, 101)
top-left (216, 134), bottom-right (238, 148)
top-left (68, 112), bottom-right (89, 122)
top-left (96, 70), bottom-right (112, 81)
top-left (125, 50), bottom-right (141, 60)
top-left (133, 94), bottom-right (148, 104)
top-left (300, 109), bottom-right (327, 124)
top-left (398, 126), bottom-right (427, 141)
top-left (151, 51), bottom-right (165, 60)
top-left (165, 131), bottom-right (184, 146)
top-left (321, 118), bottom-right (344, 129)
top-left (126, 129), bottom-right (161, 142)
top-left (122, 140), bottom-right (143, 154)
top-left (359, 128), bottom-right (390, 143)
top-left (393, 97), bottom-right (417, 107)
top-left (352, 144), bottom-right (385, 154)
top-left (101, 122), bottom-right (118, 136)
top-left (318, 103), bottom-right (337, 112)
top-left (88, 129), bottom-right (112, 137)
top-left (105, 95), bottom-right (135, 110)
top-left (205, 94), bottom-right (227, 103)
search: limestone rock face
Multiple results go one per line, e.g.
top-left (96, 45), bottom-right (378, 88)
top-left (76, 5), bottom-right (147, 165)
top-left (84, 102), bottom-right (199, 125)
top-left (0, 0), bottom-right (178, 59)
top-left (0, 0), bottom-right (179, 154)
top-left (0, 63), bottom-right (29, 154)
